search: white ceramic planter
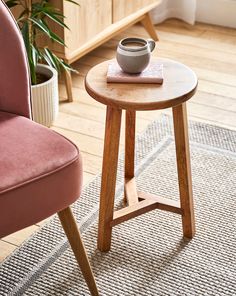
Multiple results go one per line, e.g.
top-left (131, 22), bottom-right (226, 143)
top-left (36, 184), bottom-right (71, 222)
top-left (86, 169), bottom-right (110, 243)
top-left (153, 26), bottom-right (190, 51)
top-left (31, 64), bottom-right (59, 127)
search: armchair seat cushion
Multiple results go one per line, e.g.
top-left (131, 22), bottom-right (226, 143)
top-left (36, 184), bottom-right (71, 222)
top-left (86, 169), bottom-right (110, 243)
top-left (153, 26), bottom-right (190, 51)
top-left (0, 111), bottom-right (82, 237)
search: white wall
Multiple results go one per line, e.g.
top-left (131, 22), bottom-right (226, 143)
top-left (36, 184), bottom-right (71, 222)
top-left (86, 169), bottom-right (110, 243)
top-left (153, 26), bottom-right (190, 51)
top-left (196, 0), bottom-right (236, 28)
top-left (151, 0), bottom-right (196, 25)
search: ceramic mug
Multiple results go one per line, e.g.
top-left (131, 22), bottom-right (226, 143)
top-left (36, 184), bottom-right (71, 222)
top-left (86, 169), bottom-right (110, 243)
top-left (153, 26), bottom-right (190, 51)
top-left (116, 37), bottom-right (156, 74)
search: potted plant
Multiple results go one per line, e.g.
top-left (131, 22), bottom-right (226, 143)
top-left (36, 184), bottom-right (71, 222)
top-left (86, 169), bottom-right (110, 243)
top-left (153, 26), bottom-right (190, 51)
top-left (6, 0), bottom-right (77, 127)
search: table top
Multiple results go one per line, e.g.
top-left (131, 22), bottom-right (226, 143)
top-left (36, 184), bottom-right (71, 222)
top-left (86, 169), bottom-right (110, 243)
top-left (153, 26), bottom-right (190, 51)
top-left (85, 58), bottom-right (198, 111)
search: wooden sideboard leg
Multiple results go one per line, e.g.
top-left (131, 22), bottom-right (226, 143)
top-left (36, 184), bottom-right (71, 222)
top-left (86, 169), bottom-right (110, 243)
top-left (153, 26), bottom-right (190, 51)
top-left (141, 13), bottom-right (159, 41)
top-left (64, 70), bottom-right (73, 102)
top-left (97, 107), bottom-right (122, 252)
top-left (173, 103), bottom-right (195, 239)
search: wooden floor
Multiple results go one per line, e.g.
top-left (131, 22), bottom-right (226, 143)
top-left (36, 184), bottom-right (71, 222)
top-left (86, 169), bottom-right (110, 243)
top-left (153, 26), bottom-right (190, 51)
top-left (1, 19), bottom-right (236, 262)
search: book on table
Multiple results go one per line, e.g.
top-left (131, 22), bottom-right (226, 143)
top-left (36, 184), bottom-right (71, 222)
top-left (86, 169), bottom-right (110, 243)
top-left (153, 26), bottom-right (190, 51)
top-left (107, 60), bottom-right (164, 84)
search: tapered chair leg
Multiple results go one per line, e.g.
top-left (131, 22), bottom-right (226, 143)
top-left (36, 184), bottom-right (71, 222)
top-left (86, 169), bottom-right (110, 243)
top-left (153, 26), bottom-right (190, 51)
top-left (58, 207), bottom-right (99, 296)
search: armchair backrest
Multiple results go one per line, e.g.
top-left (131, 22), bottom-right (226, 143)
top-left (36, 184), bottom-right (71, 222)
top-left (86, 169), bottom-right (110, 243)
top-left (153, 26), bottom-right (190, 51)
top-left (0, 0), bottom-right (31, 118)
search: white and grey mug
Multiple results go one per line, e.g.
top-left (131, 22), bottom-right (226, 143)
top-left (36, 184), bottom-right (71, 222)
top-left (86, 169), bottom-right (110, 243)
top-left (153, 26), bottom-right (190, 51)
top-left (116, 37), bottom-right (156, 74)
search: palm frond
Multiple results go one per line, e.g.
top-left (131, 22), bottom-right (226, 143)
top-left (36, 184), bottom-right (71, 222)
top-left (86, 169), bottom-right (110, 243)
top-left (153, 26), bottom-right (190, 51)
top-left (6, 0), bottom-right (78, 84)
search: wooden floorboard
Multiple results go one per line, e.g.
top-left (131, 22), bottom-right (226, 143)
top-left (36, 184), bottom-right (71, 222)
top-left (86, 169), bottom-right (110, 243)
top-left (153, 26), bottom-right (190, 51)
top-left (1, 19), bottom-right (236, 262)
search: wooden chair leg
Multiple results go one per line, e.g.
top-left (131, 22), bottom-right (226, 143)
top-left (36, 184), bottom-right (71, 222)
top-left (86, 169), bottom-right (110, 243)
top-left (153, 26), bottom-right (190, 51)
top-left (64, 70), bottom-right (73, 102)
top-left (124, 110), bottom-right (138, 206)
top-left (97, 106), bottom-right (122, 252)
top-left (58, 207), bottom-right (99, 296)
top-left (172, 103), bottom-right (196, 239)
top-left (140, 13), bottom-right (159, 41)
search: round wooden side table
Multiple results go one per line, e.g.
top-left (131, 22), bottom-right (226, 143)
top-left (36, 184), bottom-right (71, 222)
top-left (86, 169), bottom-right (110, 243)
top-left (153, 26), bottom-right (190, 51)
top-left (85, 57), bottom-right (198, 252)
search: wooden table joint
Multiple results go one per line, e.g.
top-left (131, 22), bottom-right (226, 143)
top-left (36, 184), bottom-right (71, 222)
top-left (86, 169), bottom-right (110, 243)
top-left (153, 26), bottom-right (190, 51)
top-left (124, 177), bottom-right (139, 206)
top-left (111, 191), bottom-right (182, 227)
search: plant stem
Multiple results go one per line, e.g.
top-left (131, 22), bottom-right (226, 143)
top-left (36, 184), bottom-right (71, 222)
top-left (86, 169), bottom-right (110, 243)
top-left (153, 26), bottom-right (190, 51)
top-left (29, 0), bottom-right (32, 41)
top-left (18, 0), bottom-right (26, 9)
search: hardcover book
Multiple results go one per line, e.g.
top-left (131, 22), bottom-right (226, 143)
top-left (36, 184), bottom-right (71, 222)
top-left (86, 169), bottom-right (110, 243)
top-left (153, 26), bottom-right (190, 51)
top-left (107, 61), bottom-right (164, 84)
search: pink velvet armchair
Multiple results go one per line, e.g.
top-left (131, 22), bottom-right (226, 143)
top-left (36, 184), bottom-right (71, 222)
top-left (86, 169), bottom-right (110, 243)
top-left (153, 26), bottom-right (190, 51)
top-left (0, 1), bottom-right (98, 295)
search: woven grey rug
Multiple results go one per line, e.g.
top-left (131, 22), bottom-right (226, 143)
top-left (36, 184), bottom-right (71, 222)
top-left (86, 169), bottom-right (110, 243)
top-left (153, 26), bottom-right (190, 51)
top-left (1, 114), bottom-right (236, 296)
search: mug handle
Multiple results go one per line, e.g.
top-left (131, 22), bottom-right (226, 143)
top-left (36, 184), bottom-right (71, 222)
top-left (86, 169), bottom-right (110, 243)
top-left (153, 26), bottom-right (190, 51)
top-left (147, 39), bottom-right (156, 52)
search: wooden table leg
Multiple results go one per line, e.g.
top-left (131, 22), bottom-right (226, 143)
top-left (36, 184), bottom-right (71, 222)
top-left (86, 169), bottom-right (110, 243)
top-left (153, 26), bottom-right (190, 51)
top-left (124, 110), bottom-right (138, 206)
top-left (64, 70), bottom-right (73, 102)
top-left (173, 103), bottom-right (196, 238)
top-left (97, 106), bottom-right (122, 252)
top-left (141, 13), bottom-right (159, 41)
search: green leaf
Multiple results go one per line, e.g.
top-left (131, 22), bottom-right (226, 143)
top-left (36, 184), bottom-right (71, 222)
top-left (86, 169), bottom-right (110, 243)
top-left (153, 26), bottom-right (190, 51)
top-left (31, 45), bottom-right (39, 67)
top-left (48, 30), bottom-right (66, 46)
top-left (41, 48), bottom-right (78, 75)
top-left (21, 22), bottom-right (30, 55)
top-left (40, 52), bottom-right (54, 69)
top-left (58, 59), bottom-right (79, 74)
top-left (29, 59), bottom-right (37, 85)
top-left (30, 3), bottom-right (69, 29)
top-left (65, 0), bottom-right (79, 6)
top-left (40, 19), bottom-right (66, 46)
top-left (29, 17), bottom-right (50, 35)
top-left (7, 0), bottom-right (78, 80)
top-left (44, 48), bottom-right (60, 72)
top-left (28, 51), bottom-right (37, 85)
top-left (42, 11), bottom-right (69, 29)
top-left (29, 17), bottom-right (66, 46)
